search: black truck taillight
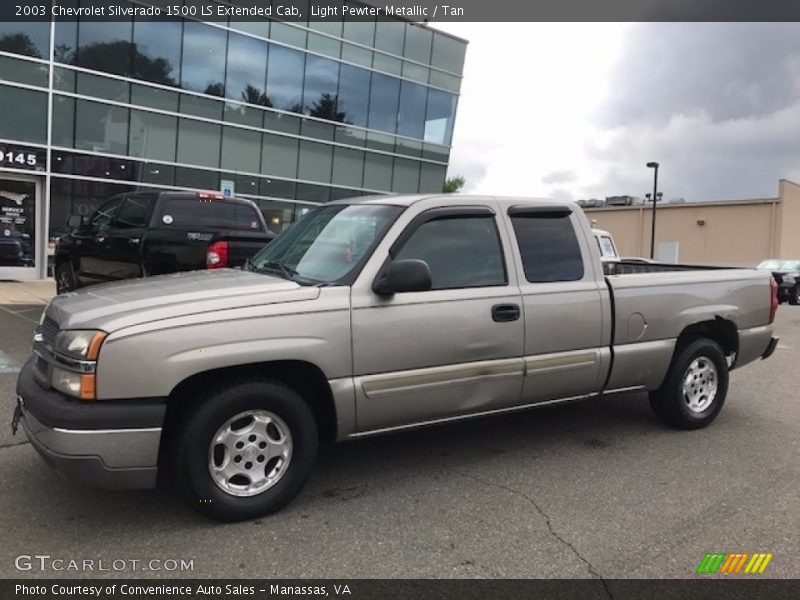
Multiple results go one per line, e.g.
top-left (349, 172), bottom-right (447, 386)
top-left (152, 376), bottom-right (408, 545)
top-left (206, 240), bottom-right (229, 269)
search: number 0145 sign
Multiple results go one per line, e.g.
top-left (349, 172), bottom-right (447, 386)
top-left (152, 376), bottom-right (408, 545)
top-left (0, 145), bottom-right (46, 172)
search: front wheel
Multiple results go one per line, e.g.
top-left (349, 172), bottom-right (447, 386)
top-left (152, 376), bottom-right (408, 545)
top-left (789, 285), bottom-right (800, 306)
top-left (649, 338), bottom-right (729, 429)
top-left (171, 379), bottom-right (318, 521)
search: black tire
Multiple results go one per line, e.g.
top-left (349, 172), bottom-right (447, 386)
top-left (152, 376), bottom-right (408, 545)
top-left (171, 379), bottom-right (318, 522)
top-left (55, 261), bottom-right (78, 294)
top-left (649, 338), bottom-right (729, 430)
top-left (789, 285), bottom-right (800, 306)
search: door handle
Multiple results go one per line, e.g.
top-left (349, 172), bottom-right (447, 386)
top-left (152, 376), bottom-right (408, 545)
top-left (492, 303), bottom-right (520, 322)
top-left (128, 238), bottom-right (140, 245)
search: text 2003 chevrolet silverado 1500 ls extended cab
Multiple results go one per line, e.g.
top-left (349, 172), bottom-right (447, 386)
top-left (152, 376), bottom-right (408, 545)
top-left (13, 195), bottom-right (779, 521)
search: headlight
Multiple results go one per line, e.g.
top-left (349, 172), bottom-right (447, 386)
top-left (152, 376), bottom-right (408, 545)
top-left (53, 330), bottom-right (107, 360)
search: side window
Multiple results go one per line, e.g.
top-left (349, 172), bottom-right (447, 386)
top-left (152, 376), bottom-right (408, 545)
top-left (511, 215), bottom-right (584, 282)
top-left (395, 215), bottom-right (507, 290)
top-left (90, 196), bottom-right (125, 229)
top-left (115, 195), bottom-right (154, 229)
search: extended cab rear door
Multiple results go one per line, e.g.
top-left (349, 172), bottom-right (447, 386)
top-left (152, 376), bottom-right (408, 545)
top-left (502, 204), bottom-right (610, 403)
top-left (350, 198), bottom-right (525, 432)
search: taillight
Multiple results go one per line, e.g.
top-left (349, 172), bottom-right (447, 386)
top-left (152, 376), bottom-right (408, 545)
top-left (769, 276), bottom-right (778, 323)
top-left (206, 240), bottom-right (229, 269)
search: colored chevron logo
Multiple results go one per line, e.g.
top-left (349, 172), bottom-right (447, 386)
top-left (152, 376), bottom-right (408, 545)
top-left (696, 552), bottom-right (773, 574)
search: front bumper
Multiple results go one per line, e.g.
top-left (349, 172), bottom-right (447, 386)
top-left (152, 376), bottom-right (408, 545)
top-left (14, 358), bottom-right (166, 489)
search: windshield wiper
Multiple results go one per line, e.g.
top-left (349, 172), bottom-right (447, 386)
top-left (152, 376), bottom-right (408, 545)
top-left (258, 259), bottom-right (298, 280)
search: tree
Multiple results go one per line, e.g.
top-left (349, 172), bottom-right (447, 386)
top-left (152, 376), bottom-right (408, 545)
top-left (308, 93), bottom-right (346, 122)
top-left (443, 175), bottom-right (466, 193)
top-left (0, 33), bottom-right (42, 58)
top-left (241, 85), bottom-right (272, 108)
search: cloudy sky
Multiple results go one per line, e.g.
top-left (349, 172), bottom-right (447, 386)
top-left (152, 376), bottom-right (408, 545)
top-left (435, 23), bottom-right (800, 202)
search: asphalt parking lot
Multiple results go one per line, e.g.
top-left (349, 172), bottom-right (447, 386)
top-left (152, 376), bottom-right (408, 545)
top-left (0, 299), bottom-right (798, 579)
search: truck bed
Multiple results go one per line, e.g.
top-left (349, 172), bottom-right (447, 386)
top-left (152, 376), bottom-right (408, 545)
top-left (603, 260), bottom-right (731, 276)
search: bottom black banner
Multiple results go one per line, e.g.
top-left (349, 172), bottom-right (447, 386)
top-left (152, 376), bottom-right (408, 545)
top-left (3, 579), bottom-right (800, 600)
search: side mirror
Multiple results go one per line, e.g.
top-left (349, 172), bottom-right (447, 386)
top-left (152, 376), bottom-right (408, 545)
top-left (373, 259), bottom-right (432, 295)
top-left (67, 215), bottom-right (83, 229)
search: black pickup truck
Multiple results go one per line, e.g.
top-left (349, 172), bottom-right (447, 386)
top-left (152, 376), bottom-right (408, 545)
top-left (54, 191), bottom-right (274, 293)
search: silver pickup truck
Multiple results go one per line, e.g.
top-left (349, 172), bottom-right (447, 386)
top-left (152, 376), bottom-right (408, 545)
top-left (13, 195), bottom-right (779, 521)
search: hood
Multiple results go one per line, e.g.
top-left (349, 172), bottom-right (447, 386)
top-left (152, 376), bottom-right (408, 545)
top-left (47, 269), bottom-right (320, 332)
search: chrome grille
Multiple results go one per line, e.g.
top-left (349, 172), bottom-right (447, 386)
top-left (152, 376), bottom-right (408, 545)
top-left (41, 316), bottom-right (59, 346)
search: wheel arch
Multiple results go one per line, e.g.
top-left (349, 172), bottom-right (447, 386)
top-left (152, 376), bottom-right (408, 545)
top-left (675, 316), bottom-right (738, 358)
top-left (157, 360), bottom-right (338, 483)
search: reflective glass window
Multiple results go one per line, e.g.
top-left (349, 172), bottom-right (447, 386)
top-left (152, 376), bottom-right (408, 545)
top-left (397, 81), bottom-right (427, 139)
top-left (221, 127), bottom-right (261, 174)
top-left (404, 24), bottom-right (432, 64)
top-left (431, 33), bottom-right (466, 74)
top-left (267, 44), bottom-right (305, 113)
top-left (52, 96), bottom-right (76, 148)
top-left (298, 141), bottom-right (333, 183)
top-left (343, 19), bottom-right (375, 47)
top-left (367, 73), bottom-right (400, 134)
top-left (332, 147), bottom-right (364, 188)
top-left (425, 89), bottom-right (457, 145)
top-left (362, 153), bottom-right (393, 191)
top-left (176, 119), bottom-right (221, 168)
top-left (0, 21), bottom-right (50, 58)
top-left (419, 162), bottom-right (446, 193)
top-left (261, 134), bottom-right (298, 179)
top-left (374, 21), bottom-right (404, 55)
top-left (392, 158), bottom-right (420, 193)
top-left (337, 65), bottom-right (370, 128)
top-left (129, 110), bottom-right (178, 163)
top-left (304, 55), bottom-right (341, 120)
top-left (54, 10), bottom-right (78, 64)
top-left (0, 85), bottom-right (47, 144)
top-left (131, 84), bottom-right (179, 112)
top-left (77, 1), bottom-right (133, 76)
top-left (181, 21), bottom-right (227, 96)
top-left (132, 18), bottom-right (182, 86)
top-left (74, 100), bottom-right (130, 155)
top-left (226, 32), bottom-right (269, 106)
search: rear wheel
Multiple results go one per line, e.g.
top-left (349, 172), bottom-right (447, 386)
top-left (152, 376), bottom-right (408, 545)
top-left (55, 261), bottom-right (77, 294)
top-left (649, 338), bottom-right (729, 429)
top-left (171, 379), bottom-right (318, 521)
top-left (789, 285), bottom-right (800, 305)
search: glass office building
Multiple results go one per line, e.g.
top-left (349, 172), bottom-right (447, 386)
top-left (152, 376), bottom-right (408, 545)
top-left (0, 1), bottom-right (466, 279)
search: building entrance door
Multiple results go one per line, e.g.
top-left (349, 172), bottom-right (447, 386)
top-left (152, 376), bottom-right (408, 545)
top-left (0, 174), bottom-right (43, 280)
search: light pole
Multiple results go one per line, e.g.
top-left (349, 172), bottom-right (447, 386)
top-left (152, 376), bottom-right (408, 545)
top-left (646, 162), bottom-right (659, 259)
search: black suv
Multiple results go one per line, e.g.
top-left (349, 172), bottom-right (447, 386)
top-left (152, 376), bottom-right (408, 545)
top-left (54, 191), bottom-right (274, 293)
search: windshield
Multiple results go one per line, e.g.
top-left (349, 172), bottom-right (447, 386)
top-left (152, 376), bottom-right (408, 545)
top-left (757, 259), bottom-right (800, 271)
top-left (250, 204), bottom-right (403, 284)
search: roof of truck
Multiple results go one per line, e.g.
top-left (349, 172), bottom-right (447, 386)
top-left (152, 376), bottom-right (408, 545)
top-left (330, 194), bottom-right (568, 208)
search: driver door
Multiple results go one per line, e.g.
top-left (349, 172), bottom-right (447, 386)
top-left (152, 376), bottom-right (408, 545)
top-left (350, 202), bottom-right (525, 432)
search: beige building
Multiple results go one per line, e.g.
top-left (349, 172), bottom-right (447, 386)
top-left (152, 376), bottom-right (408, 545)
top-left (585, 179), bottom-right (800, 266)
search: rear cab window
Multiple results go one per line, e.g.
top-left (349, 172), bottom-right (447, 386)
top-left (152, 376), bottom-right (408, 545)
top-left (509, 209), bottom-right (585, 282)
top-left (156, 196), bottom-right (264, 232)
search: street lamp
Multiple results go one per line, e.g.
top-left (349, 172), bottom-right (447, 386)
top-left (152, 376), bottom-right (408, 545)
top-left (646, 162), bottom-right (659, 259)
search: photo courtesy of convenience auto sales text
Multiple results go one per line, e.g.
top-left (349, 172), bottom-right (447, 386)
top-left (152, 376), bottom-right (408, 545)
top-left (13, 194), bottom-right (779, 522)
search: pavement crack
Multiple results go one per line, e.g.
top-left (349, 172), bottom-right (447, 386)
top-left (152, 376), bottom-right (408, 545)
top-left (0, 440), bottom-right (30, 450)
top-left (450, 468), bottom-right (613, 599)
